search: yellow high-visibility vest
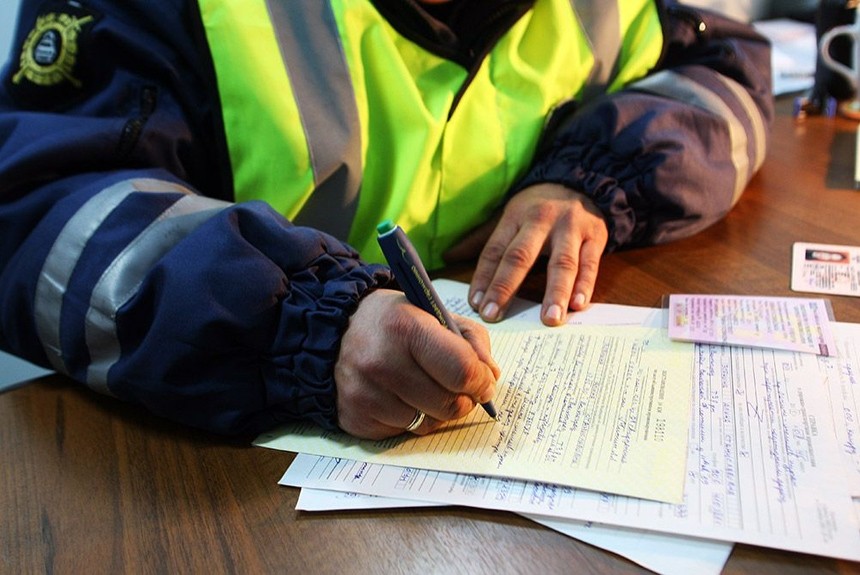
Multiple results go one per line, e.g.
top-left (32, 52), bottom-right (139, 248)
top-left (198, 0), bottom-right (663, 267)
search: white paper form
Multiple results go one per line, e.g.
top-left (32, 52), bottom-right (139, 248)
top-left (297, 488), bottom-right (444, 511)
top-left (258, 325), bottom-right (695, 504)
top-left (562, 291), bottom-right (859, 498)
top-left (296, 488), bottom-right (733, 575)
top-left (281, 342), bottom-right (860, 561)
top-left (818, 323), bottom-right (860, 496)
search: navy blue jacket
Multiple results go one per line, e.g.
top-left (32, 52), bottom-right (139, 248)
top-left (0, 0), bottom-right (773, 435)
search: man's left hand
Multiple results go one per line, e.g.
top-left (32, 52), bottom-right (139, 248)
top-left (445, 183), bottom-right (608, 326)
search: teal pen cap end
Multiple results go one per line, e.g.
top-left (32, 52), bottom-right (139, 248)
top-left (377, 220), bottom-right (395, 235)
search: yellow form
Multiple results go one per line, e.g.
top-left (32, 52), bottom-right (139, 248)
top-left (257, 325), bottom-right (695, 504)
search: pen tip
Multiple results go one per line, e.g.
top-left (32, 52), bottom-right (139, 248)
top-left (483, 403), bottom-right (498, 420)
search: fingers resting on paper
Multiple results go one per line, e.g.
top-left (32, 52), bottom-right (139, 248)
top-left (448, 184), bottom-right (608, 327)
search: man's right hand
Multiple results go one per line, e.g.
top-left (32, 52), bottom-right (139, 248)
top-left (334, 289), bottom-right (499, 439)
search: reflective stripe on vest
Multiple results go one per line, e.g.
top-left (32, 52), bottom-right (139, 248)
top-left (198, 0), bottom-right (663, 268)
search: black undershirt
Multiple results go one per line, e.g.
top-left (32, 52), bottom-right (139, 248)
top-left (370, 0), bottom-right (532, 67)
top-left (420, 0), bottom-right (462, 23)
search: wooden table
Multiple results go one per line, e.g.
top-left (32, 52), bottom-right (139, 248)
top-left (3, 100), bottom-right (860, 574)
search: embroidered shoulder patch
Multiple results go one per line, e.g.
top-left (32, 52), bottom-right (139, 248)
top-left (13, 10), bottom-right (94, 88)
top-left (6, 1), bottom-right (100, 108)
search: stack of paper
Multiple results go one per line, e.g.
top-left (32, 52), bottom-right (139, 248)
top-left (255, 280), bottom-right (860, 575)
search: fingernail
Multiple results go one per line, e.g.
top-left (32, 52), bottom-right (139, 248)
top-left (573, 293), bottom-right (587, 308)
top-left (544, 304), bottom-right (562, 323)
top-left (471, 291), bottom-right (484, 308)
top-left (481, 301), bottom-right (501, 322)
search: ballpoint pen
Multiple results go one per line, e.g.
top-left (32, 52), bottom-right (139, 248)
top-left (376, 220), bottom-right (498, 420)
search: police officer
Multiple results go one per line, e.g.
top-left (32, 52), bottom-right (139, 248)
top-left (0, 0), bottom-right (772, 439)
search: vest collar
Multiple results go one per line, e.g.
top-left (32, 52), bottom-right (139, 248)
top-left (370, 0), bottom-right (534, 67)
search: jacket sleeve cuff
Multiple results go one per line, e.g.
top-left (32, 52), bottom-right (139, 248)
top-left (511, 118), bottom-right (639, 252)
top-left (263, 258), bottom-right (393, 433)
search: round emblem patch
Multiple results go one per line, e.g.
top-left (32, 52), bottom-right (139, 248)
top-left (13, 12), bottom-right (94, 88)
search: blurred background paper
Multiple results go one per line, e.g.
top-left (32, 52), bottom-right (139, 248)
top-left (0, 0), bottom-right (20, 64)
top-left (754, 18), bottom-right (817, 95)
top-left (0, 350), bottom-right (51, 392)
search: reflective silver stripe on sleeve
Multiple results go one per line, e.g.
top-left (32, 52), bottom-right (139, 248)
top-left (85, 194), bottom-right (229, 394)
top-left (630, 70), bottom-right (752, 205)
top-left (34, 178), bottom-right (229, 394)
top-left (265, 0), bottom-right (362, 241)
top-left (35, 178), bottom-right (193, 375)
top-left (713, 73), bottom-right (768, 173)
top-left (572, 0), bottom-right (620, 101)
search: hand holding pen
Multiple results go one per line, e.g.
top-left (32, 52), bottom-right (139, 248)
top-left (331, 222), bottom-right (499, 439)
top-left (377, 221), bottom-right (499, 422)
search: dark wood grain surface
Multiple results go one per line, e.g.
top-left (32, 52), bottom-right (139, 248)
top-left (3, 100), bottom-right (859, 574)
